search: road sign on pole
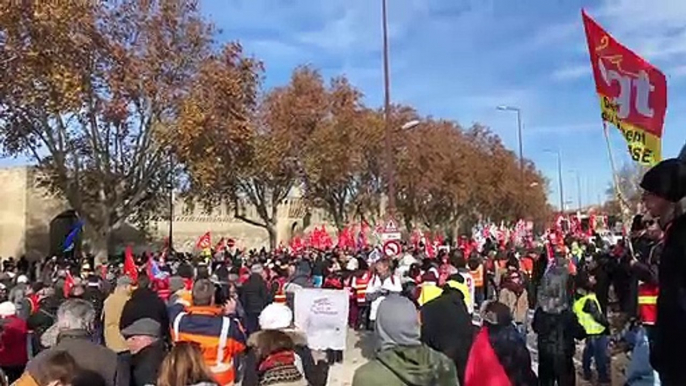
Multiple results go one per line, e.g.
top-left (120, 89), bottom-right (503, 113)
top-left (383, 240), bottom-right (401, 257)
top-left (381, 219), bottom-right (401, 241)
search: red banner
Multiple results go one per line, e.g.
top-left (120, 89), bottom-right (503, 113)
top-left (582, 10), bottom-right (667, 165)
top-left (196, 231), bottom-right (211, 250)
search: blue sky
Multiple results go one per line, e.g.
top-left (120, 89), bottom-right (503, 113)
top-left (4, 0), bottom-right (686, 209)
top-left (199, 0), bottom-right (686, 208)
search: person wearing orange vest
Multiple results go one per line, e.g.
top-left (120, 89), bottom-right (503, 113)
top-left (169, 279), bottom-right (246, 385)
top-left (467, 254), bottom-right (485, 308)
top-left (348, 261), bottom-right (371, 330)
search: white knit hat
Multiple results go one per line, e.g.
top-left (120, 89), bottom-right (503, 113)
top-left (259, 303), bottom-right (293, 330)
top-left (0, 301), bottom-right (16, 317)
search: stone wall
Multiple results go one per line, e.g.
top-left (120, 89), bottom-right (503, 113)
top-left (0, 166), bottom-right (337, 259)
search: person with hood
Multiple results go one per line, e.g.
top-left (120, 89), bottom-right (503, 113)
top-left (639, 157), bottom-right (686, 386)
top-left (242, 303), bottom-right (327, 386)
top-left (352, 294), bottom-right (458, 386)
top-left (420, 274), bottom-right (475, 384)
top-left (240, 264), bottom-right (270, 335)
top-left (532, 259), bottom-right (586, 386)
top-left (465, 301), bottom-right (537, 386)
top-left (498, 258), bottom-right (529, 336)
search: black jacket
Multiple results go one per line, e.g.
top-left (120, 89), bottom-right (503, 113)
top-left (651, 213), bottom-right (686, 382)
top-left (129, 340), bottom-right (167, 386)
top-left (532, 308), bottom-right (586, 359)
top-left (240, 274), bottom-right (270, 314)
top-left (119, 287), bottom-right (169, 338)
top-left (419, 287), bottom-right (475, 384)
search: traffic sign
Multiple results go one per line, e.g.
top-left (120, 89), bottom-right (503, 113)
top-left (383, 240), bottom-right (401, 257)
top-left (227, 238), bottom-right (235, 248)
top-left (381, 218), bottom-right (401, 241)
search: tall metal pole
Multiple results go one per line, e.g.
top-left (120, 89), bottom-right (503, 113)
top-left (516, 109), bottom-right (524, 182)
top-left (577, 172), bottom-right (582, 211)
top-left (382, 0), bottom-right (395, 216)
top-left (557, 151), bottom-right (564, 213)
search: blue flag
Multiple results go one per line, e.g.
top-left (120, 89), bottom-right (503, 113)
top-left (63, 220), bottom-right (84, 253)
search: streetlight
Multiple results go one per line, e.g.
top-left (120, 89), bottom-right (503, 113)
top-left (543, 149), bottom-right (565, 213)
top-left (401, 120), bottom-right (420, 131)
top-left (496, 105), bottom-right (524, 176)
top-left (497, 105), bottom-right (524, 216)
top-left (381, 0), bottom-right (395, 217)
top-left (568, 170), bottom-right (582, 212)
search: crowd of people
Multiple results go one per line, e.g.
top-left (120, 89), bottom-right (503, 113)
top-left (0, 156), bottom-right (681, 386)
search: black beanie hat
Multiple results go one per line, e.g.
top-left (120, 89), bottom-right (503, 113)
top-left (640, 158), bottom-right (686, 203)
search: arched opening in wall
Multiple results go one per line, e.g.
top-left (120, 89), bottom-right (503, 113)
top-left (49, 210), bottom-right (79, 257)
top-left (290, 221), bottom-right (299, 238)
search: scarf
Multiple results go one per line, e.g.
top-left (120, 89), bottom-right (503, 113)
top-left (258, 351), bottom-right (303, 386)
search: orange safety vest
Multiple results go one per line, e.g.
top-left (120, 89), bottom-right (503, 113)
top-left (353, 273), bottom-right (370, 304)
top-left (273, 278), bottom-right (287, 304)
top-left (520, 257), bottom-right (534, 277)
top-left (637, 283), bottom-right (658, 325)
top-left (470, 265), bottom-right (484, 288)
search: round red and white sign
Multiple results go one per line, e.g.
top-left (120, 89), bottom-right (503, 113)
top-left (383, 240), bottom-right (401, 257)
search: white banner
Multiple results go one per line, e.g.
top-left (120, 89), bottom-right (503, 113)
top-left (294, 289), bottom-right (349, 351)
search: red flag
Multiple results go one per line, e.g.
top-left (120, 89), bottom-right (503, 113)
top-left (63, 271), bottom-right (75, 298)
top-left (124, 245), bottom-right (138, 283)
top-left (215, 237), bottom-right (226, 252)
top-left (582, 10), bottom-right (667, 165)
top-left (196, 232), bottom-right (212, 250)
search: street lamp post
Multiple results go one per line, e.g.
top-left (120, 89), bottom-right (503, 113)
top-left (544, 149), bottom-right (565, 213)
top-left (569, 170), bottom-right (582, 212)
top-left (497, 105), bottom-right (524, 215)
top-left (381, 0), bottom-right (395, 216)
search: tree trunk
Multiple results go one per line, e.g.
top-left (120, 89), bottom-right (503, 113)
top-left (267, 225), bottom-right (277, 251)
top-left (86, 225), bottom-right (111, 266)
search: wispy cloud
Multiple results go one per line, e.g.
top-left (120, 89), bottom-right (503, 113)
top-left (551, 64), bottom-right (590, 81)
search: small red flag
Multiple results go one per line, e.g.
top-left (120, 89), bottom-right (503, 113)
top-left (124, 245), bottom-right (138, 283)
top-left (63, 271), bottom-right (75, 298)
top-left (197, 232), bottom-right (212, 250)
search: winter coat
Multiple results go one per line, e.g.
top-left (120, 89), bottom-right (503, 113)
top-left (102, 288), bottom-right (130, 353)
top-left (240, 274), bottom-right (270, 314)
top-left (129, 340), bottom-right (167, 386)
top-left (624, 326), bottom-right (660, 386)
top-left (651, 210), bottom-right (686, 383)
top-left (532, 308), bottom-right (585, 361)
top-left (352, 345), bottom-right (458, 386)
top-left (120, 287), bottom-right (169, 339)
top-left (242, 329), bottom-right (328, 386)
top-left (420, 287), bottom-right (475, 384)
top-left (0, 315), bottom-right (28, 367)
top-left (22, 329), bottom-right (117, 386)
top-left (499, 288), bottom-right (529, 324)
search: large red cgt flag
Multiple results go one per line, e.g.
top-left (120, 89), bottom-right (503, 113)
top-left (582, 10), bottom-right (667, 166)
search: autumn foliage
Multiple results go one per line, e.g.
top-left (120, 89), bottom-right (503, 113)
top-left (0, 1), bottom-right (550, 252)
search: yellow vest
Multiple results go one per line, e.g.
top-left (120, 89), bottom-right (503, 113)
top-left (573, 293), bottom-right (605, 335)
top-left (418, 280), bottom-right (471, 310)
top-left (446, 280), bottom-right (471, 310)
top-left (419, 284), bottom-right (443, 306)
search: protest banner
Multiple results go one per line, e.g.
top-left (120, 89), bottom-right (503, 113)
top-left (294, 289), bottom-right (349, 351)
top-left (582, 10), bottom-right (667, 166)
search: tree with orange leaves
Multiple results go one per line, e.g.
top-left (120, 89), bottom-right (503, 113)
top-left (0, 1), bottom-right (258, 261)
